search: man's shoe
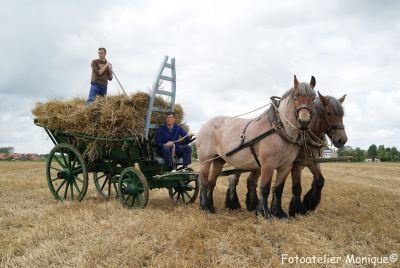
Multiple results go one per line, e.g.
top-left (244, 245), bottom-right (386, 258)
top-left (182, 167), bottom-right (194, 172)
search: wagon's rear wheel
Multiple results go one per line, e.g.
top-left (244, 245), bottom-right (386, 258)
top-left (168, 174), bottom-right (199, 204)
top-left (46, 143), bottom-right (88, 201)
top-left (93, 172), bottom-right (119, 199)
top-left (118, 167), bottom-right (149, 209)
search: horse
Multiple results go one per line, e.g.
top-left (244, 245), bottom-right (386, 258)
top-left (196, 76), bottom-right (316, 218)
top-left (225, 91), bottom-right (347, 217)
top-left (289, 92), bottom-right (347, 216)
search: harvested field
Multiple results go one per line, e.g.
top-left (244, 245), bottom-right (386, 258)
top-left (0, 161), bottom-right (399, 267)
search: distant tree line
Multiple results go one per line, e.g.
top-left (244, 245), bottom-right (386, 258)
top-left (337, 144), bottom-right (400, 162)
top-left (0, 147), bottom-right (15, 154)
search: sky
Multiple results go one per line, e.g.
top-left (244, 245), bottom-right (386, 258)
top-left (0, 0), bottom-right (399, 154)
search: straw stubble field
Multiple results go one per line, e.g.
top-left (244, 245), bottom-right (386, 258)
top-left (1, 161), bottom-right (399, 267)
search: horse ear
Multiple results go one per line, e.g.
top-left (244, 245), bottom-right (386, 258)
top-left (310, 76), bottom-right (316, 89)
top-left (294, 75), bottom-right (299, 89)
top-left (338, 94), bottom-right (347, 103)
top-left (318, 91), bottom-right (329, 106)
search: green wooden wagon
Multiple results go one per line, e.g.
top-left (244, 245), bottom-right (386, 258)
top-left (34, 56), bottom-right (199, 208)
top-left (34, 121), bottom-right (199, 209)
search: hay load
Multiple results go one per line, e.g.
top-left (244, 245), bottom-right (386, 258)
top-left (32, 92), bottom-right (185, 137)
top-left (32, 92), bottom-right (186, 160)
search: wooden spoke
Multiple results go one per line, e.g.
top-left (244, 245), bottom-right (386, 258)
top-left (70, 181), bottom-right (74, 200)
top-left (64, 181), bottom-right (69, 199)
top-left (118, 167), bottom-right (148, 209)
top-left (56, 179), bottom-right (67, 194)
top-left (50, 166), bottom-right (62, 172)
top-left (46, 144), bottom-right (88, 201)
top-left (54, 157), bottom-right (66, 169)
top-left (72, 180), bottom-right (81, 195)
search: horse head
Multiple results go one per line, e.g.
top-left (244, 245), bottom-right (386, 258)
top-left (316, 91), bottom-right (348, 148)
top-left (292, 75), bottom-right (316, 130)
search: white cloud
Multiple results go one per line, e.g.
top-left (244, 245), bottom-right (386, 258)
top-left (0, 0), bottom-right (399, 153)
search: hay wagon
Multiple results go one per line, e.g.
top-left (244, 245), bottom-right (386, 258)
top-left (34, 56), bottom-right (199, 208)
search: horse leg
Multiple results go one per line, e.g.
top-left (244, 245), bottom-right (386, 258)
top-left (270, 165), bottom-right (291, 219)
top-left (206, 159), bottom-right (224, 213)
top-left (199, 160), bottom-right (213, 212)
top-left (288, 164), bottom-right (307, 217)
top-left (255, 166), bottom-right (274, 218)
top-left (225, 173), bottom-right (241, 210)
top-left (302, 163), bottom-right (324, 211)
top-left (246, 170), bottom-right (260, 211)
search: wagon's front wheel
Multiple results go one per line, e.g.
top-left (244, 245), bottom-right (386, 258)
top-left (118, 167), bottom-right (149, 209)
top-left (93, 172), bottom-right (119, 199)
top-left (46, 143), bottom-right (88, 201)
top-left (168, 174), bottom-right (199, 204)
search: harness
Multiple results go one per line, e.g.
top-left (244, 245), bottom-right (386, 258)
top-left (221, 96), bottom-right (345, 168)
top-left (295, 108), bottom-right (346, 166)
top-left (225, 120), bottom-right (283, 167)
top-left (225, 97), bottom-right (304, 167)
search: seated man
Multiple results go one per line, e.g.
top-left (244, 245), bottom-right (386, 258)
top-left (155, 112), bottom-right (193, 171)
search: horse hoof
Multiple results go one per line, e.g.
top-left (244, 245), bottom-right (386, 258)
top-left (245, 193), bottom-right (259, 212)
top-left (271, 209), bottom-right (288, 219)
top-left (200, 206), bottom-right (216, 214)
top-left (225, 202), bottom-right (241, 210)
top-left (278, 211), bottom-right (288, 219)
top-left (225, 189), bottom-right (241, 210)
top-left (289, 198), bottom-right (307, 217)
top-left (255, 208), bottom-right (272, 219)
top-left (209, 206), bottom-right (216, 213)
top-left (303, 191), bottom-right (320, 211)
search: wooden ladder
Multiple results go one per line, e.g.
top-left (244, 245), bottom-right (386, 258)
top-left (144, 56), bottom-right (176, 139)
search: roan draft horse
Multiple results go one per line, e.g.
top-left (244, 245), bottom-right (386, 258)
top-left (196, 76), bottom-right (316, 218)
top-left (225, 92), bottom-right (347, 217)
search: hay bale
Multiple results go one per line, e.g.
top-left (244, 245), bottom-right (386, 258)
top-left (32, 92), bottom-right (188, 161)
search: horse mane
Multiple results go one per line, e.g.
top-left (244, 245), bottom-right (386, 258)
top-left (281, 82), bottom-right (316, 99)
top-left (314, 96), bottom-right (344, 116)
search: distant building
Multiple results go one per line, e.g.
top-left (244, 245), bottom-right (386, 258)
top-left (26, 154), bottom-right (40, 160)
top-left (322, 148), bottom-right (337, 158)
top-left (0, 152), bottom-right (42, 161)
top-left (12, 153), bottom-right (23, 160)
top-left (364, 158), bottom-right (380, 163)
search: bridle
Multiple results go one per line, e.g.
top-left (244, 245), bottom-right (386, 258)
top-left (293, 95), bottom-right (314, 128)
top-left (270, 95), bottom-right (314, 132)
top-left (320, 109), bottom-right (345, 136)
top-left (295, 103), bottom-right (313, 120)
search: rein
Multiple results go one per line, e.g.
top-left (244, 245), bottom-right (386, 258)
top-left (224, 96), bottom-right (304, 167)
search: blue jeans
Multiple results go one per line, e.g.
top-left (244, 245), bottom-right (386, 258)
top-left (157, 144), bottom-right (192, 169)
top-left (87, 82), bottom-right (107, 103)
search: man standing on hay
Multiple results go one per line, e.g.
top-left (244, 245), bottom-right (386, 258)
top-left (156, 112), bottom-right (193, 171)
top-left (87, 47), bottom-right (113, 103)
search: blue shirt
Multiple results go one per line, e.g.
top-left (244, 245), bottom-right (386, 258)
top-left (155, 124), bottom-right (188, 148)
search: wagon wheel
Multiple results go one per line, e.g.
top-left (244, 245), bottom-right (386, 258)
top-left (168, 174), bottom-right (199, 204)
top-left (118, 167), bottom-right (149, 209)
top-left (93, 172), bottom-right (120, 199)
top-left (46, 143), bottom-right (88, 201)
